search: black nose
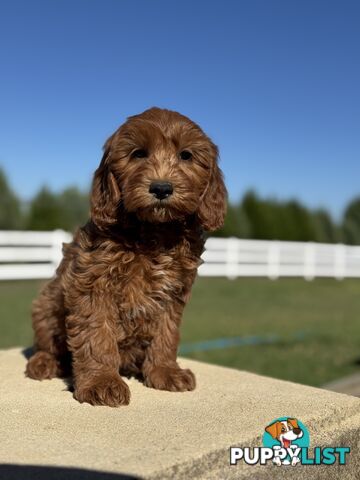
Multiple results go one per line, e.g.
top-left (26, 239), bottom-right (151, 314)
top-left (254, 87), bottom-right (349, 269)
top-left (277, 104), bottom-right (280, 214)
top-left (293, 428), bottom-right (301, 435)
top-left (149, 181), bottom-right (173, 200)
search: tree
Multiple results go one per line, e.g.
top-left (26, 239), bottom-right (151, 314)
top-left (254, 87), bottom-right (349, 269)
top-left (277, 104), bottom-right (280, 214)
top-left (26, 187), bottom-right (63, 231)
top-left (242, 190), bottom-right (273, 239)
top-left (342, 197), bottom-right (360, 245)
top-left (58, 187), bottom-right (89, 232)
top-left (26, 186), bottom-right (90, 232)
top-left (214, 202), bottom-right (251, 238)
top-left (283, 200), bottom-right (316, 241)
top-left (311, 209), bottom-right (339, 243)
top-left (0, 168), bottom-right (23, 229)
top-left (241, 192), bottom-right (320, 242)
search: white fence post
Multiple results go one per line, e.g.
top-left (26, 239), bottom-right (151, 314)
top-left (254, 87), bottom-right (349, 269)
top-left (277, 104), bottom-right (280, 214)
top-left (51, 229), bottom-right (70, 271)
top-left (334, 243), bottom-right (346, 280)
top-left (267, 241), bottom-right (280, 280)
top-left (226, 237), bottom-right (239, 280)
top-left (303, 242), bottom-right (316, 281)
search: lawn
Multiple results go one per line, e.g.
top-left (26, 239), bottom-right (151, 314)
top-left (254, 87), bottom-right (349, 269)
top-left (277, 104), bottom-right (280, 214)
top-left (1, 278), bottom-right (359, 387)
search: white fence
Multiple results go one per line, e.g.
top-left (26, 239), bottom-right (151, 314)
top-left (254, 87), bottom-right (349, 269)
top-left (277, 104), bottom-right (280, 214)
top-left (199, 237), bottom-right (360, 280)
top-left (0, 230), bottom-right (72, 280)
top-left (0, 230), bottom-right (360, 281)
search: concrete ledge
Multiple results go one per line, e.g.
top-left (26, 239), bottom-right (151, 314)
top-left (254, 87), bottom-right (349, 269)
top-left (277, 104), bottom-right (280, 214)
top-left (1, 348), bottom-right (360, 479)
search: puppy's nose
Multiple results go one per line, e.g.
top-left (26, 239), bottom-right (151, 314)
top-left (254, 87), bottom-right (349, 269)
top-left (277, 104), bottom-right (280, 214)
top-left (293, 428), bottom-right (301, 435)
top-left (149, 181), bottom-right (173, 200)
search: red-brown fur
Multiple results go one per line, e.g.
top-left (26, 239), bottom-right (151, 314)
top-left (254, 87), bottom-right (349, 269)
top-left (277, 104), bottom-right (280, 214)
top-left (26, 107), bottom-right (227, 406)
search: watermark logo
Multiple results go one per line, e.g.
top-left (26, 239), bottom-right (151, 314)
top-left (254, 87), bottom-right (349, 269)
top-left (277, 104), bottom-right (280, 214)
top-left (263, 417), bottom-right (309, 466)
top-left (230, 416), bottom-right (350, 467)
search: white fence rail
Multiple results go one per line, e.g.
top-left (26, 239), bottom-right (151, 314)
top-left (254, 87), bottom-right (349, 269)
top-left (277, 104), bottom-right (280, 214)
top-left (0, 231), bottom-right (360, 281)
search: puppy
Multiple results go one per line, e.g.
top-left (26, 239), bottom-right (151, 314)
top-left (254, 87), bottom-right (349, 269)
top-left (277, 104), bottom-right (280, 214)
top-left (26, 107), bottom-right (227, 407)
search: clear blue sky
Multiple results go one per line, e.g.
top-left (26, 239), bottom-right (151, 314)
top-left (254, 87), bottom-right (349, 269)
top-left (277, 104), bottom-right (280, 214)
top-left (0, 0), bottom-right (359, 219)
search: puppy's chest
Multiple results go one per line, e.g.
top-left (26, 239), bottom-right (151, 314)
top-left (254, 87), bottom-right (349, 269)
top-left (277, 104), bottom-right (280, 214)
top-left (110, 247), bottom-right (199, 321)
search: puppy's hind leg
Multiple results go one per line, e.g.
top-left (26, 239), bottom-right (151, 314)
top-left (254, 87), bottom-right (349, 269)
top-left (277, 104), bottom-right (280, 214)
top-left (26, 279), bottom-right (70, 380)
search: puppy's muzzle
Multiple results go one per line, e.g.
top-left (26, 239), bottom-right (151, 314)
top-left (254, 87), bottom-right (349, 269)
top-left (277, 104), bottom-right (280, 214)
top-left (149, 181), bottom-right (173, 200)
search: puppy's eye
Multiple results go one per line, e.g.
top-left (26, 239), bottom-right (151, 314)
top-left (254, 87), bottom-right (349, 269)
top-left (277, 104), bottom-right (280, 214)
top-left (179, 150), bottom-right (192, 161)
top-left (132, 149), bottom-right (147, 159)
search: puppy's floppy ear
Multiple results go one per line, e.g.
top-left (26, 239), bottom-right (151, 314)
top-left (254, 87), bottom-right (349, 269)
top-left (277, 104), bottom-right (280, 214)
top-left (288, 418), bottom-right (299, 429)
top-left (90, 138), bottom-right (121, 229)
top-left (197, 144), bottom-right (227, 231)
top-left (265, 421), bottom-right (281, 439)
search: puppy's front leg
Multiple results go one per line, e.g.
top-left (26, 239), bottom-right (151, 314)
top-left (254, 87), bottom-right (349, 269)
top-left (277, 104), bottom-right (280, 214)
top-left (66, 299), bottom-right (130, 407)
top-left (142, 308), bottom-right (196, 392)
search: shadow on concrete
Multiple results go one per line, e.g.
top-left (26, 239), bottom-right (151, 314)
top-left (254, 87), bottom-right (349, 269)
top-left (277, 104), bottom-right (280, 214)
top-left (0, 464), bottom-right (141, 480)
top-left (22, 346), bottom-right (34, 359)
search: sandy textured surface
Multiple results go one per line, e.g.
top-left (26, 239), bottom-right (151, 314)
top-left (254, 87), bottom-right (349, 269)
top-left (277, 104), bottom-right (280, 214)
top-left (0, 348), bottom-right (359, 479)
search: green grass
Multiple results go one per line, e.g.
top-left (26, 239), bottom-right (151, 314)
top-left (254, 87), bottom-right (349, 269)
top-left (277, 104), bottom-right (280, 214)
top-left (1, 278), bottom-right (359, 387)
top-left (0, 280), bottom-right (43, 348)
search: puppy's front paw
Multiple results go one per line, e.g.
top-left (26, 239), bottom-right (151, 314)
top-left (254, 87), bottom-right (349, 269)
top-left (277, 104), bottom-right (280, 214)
top-left (74, 373), bottom-right (130, 407)
top-left (144, 366), bottom-right (196, 392)
top-left (26, 351), bottom-right (58, 380)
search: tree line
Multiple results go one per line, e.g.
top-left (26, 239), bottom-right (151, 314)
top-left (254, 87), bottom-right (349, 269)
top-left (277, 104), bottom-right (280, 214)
top-left (215, 191), bottom-right (360, 244)
top-left (1, 168), bottom-right (360, 244)
top-left (0, 169), bottom-right (89, 233)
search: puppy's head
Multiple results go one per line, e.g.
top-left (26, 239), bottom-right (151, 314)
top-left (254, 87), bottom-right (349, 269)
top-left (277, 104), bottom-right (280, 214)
top-left (265, 418), bottom-right (303, 446)
top-left (90, 107), bottom-right (227, 230)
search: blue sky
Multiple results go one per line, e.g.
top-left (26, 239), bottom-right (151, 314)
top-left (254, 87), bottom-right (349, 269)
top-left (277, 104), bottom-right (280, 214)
top-left (0, 0), bottom-right (359, 219)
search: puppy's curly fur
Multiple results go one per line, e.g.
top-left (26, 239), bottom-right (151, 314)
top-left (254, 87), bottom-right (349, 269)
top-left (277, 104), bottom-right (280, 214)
top-left (26, 107), bottom-right (227, 406)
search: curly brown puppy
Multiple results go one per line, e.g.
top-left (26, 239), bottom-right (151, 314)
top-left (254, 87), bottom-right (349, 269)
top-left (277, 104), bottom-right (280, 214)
top-left (26, 107), bottom-right (227, 407)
